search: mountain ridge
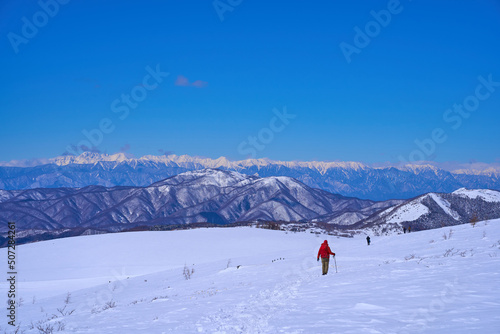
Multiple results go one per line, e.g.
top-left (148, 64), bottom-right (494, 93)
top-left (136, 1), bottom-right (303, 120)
top-left (1, 153), bottom-right (499, 201)
top-left (0, 169), bottom-right (387, 234)
top-left (357, 188), bottom-right (500, 235)
top-left (3, 152), bottom-right (499, 175)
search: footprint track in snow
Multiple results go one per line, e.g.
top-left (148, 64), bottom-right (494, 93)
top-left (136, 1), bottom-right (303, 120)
top-left (194, 265), bottom-right (317, 333)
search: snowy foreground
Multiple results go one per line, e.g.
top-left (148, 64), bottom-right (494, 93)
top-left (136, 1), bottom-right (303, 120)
top-left (2, 221), bottom-right (500, 333)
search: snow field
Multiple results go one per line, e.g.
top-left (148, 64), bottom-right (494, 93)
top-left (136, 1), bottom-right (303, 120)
top-left (1, 221), bottom-right (499, 333)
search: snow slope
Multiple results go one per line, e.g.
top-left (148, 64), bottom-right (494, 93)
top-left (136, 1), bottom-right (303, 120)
top-left (452, 188), bottom-right (500, 202)
top-left (386, 200), bottom-right (430, 224)
top-left (427, 193), bottom-right (461, 220)
top-left (1, 221), bottom-right (500, 333)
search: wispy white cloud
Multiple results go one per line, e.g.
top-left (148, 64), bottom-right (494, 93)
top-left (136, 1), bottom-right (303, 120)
top-left (191, 80), bottom-right (208, 88)
top-left (175, 75), bottom-right (190, 86)
top-left (175, 75), bottom-right (207, 88)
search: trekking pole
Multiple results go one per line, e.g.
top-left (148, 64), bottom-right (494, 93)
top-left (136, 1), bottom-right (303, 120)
top-left (333, 255), bottom-right (338, 273)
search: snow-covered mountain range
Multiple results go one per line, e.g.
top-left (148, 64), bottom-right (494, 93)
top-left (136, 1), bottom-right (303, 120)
top-left (0, 169), bottom-right (391, 235)
top-left (1, 167), bottom-right (499, 245)
top-left (1, 152), bottom-right (499, 200)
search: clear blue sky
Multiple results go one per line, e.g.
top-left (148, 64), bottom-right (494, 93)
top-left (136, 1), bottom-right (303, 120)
top-left (1, 0), bottom-right (499, 164)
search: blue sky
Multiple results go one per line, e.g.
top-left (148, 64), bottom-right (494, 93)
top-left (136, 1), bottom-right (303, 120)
top-left (1, 0), bottom-right (499, 164)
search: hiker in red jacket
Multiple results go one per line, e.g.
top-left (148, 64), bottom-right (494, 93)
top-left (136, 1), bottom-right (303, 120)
top-left (317, 240), bottom-right (335, 275)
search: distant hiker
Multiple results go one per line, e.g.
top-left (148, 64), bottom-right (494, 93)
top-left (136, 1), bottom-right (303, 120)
top-left (403, 227), bottom-right (407, 234)
top-left (408, 226), bottom-right (411, 233)
top-left (317, 240), bottom-right (335, 275)
top-left (366, 236), bottom-right (371, 246)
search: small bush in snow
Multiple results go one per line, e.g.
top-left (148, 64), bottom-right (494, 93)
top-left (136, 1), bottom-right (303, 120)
top-left (36, 322), bottom-right (54, 334)
top-left (442, 229), bottom-right (453, 240)
top-left (404, 254), bottom-right (416, 261)
top-left (151, 295), bottom-right (168, 302)
top-left (56, 305), bottom-right (75, 316)
top-left (11, 324), bottom-right (23, 334)
top-left (102, 300), bottom-right (116, 310)
top-left (443, 248), bottom-right (456, 257)
top-left (64, 293), bottom-right (71, 305)
top-left (56, 321), bottom-right (66, 331)
top-left (183, 264), bottom-right (195, 280)
top-left (128, 298), bottom-right (147, 306)
top-left (470, 214), bottom-right (479, 228)
top-left (34, 320), bottom-right (64, 333)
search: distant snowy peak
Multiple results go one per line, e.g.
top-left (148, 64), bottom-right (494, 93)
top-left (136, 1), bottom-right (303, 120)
top-left (152, 168), bottom-right (256, 188)
top-left (254, 175), bottom-right (305, 189)
top-left (154, 169), bottom-right (310, 193)
top-left (0, 152), bottom-right (370, 171)
top-left (452, 167), bottom-right (500, 176)
top-left (54, 152), bottom-right (130, 165)
top-left (3, 152), bottom-right (497, 176)
top-left (396, 164), bottom-right (440, 173)
top-left (143, 154), bottom-right (370, 172)
top-left (452, 188), bottom-right (500, 202)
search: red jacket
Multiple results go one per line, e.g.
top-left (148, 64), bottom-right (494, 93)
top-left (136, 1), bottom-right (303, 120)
top-left (317, 240), bottom-right (335, 259)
